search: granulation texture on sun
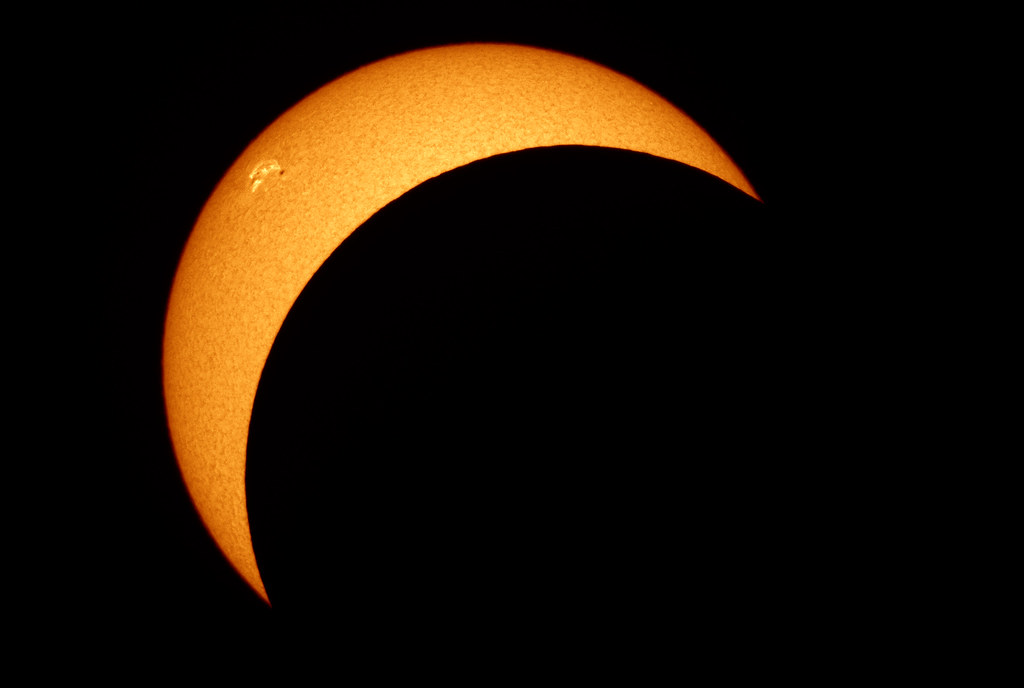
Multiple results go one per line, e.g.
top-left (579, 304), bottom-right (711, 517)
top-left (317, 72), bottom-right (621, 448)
top-left (163, 42), bottom-right (759, 603)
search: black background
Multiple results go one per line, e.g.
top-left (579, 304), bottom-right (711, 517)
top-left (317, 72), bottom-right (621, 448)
top-left (70, 3), bottom-right (854, 670)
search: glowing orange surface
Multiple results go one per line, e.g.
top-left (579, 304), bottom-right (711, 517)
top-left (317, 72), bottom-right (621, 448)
top-left (163, 43), bottom-right (758, 603)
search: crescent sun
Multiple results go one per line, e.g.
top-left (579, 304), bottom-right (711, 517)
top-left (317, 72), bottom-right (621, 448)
top-left (162, 43), bottom-right (760, 603)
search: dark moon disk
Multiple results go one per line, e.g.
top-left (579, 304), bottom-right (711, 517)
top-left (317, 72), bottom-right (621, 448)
top-left (247, 146), bottom-right (799, 639)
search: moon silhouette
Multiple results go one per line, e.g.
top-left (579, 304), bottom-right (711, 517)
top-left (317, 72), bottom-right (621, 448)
top-left (163, 42), bottom-right (759, 603)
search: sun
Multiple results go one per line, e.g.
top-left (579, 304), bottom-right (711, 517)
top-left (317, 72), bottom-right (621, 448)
top-left (163, 42), bottom-right (759, 603)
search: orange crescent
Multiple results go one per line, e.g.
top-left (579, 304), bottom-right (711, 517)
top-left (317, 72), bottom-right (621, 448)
top-left (163, 43), bottom-right (759, 603)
